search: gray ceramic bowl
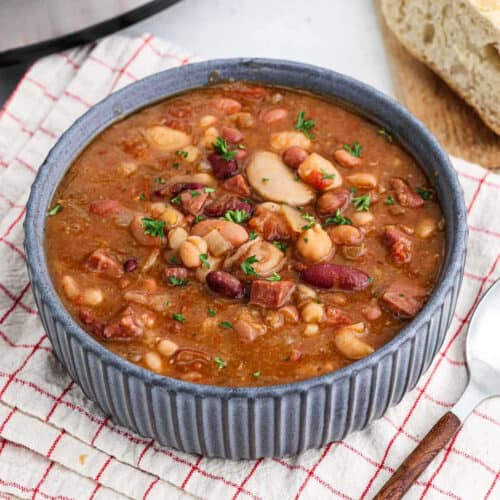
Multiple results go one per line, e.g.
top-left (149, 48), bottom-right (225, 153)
top-left (24, 58), bottom-right (467, 459)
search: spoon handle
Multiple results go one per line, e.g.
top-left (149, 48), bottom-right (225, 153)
top-left (374, 411), bottom-right (461, 500)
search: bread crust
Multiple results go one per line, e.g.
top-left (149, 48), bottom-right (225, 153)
top-left (381, 0), bottom-right (500, 136)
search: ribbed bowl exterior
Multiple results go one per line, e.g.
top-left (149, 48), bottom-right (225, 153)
top-left (24, 59), bottom-right (468, 459)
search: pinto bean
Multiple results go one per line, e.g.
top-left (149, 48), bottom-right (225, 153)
top-left (328, 225), bottom-right (364, 246)
top-left (206, 270), bottom-right (245, 299)
top-left (301, 263), bottom-right (371, 290)
top-left (346, 173), bottom-right (377, 190)
top-left (282, 146), bottom-right (308, 169)
top-left (192, 219), bottom-right (248, 247)
top-left (221, 127), bottom-right (244, 143)
top-left (208, 152), bottom-right (238, 179)
top-left (232, 112), bottom-right (256, 129)
top-left (211, 97), bottom-right (242, 115)
top-left (334, 148), bottom-right (362, 168)
top-left (296, 225), bottom-right (333, 262)
top-left (316, 189), bottom-right (350, 216)
top-left (261, 108), bottom-right (288, 124)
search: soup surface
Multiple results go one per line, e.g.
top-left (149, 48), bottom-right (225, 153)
top-left (46, 82), bottom-right (445, 386)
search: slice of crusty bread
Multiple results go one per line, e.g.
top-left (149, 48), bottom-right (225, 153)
top-left (381, 0), bottom-right (500, 136)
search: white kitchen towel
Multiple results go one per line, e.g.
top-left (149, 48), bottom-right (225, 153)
top-left (0, 34), bottom-right (499, 500)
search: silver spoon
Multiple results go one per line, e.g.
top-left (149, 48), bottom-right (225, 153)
top-left (375, 278), bottom-right (500, 499)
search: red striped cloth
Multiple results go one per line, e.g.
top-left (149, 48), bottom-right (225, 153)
top-left (0, 34), bottom-right (499, 500)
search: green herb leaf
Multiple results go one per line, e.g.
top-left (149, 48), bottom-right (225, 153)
top-left (385, 195), bottom-right (395, 205)
top-left (172, 162), bottom-right (180, 169)
top-left (248, 230), bottom-right (258, 241)
top-left (261, 177), bottom-right (269, 184)
top-left (141, 217), bottom-right (166, 237)
top-left (267, 272), bottom-right (282, 282)
top-left (214, 356), bottom-right (227, 369)
top-left (48, 203), bottom-right (63, 216)
top-left (155, 177), bottom-right (165, 184)
top-left (213, 136), bottom-right (237, 161)
top-left (219, 321), bottom-right (233, 329)
top-left (208, 307), bottom-right (216, 317)
top-left (188, 190), bottom-right (200, 197)
top-left (139, 193), bottom-right (146, 201)
top-left (378, 128), bottom-right (394, 143)
top-left (343, 141), bottom-right (362, 158)
top-left (224, 209), bottom-right (249, 224)
top-left (168, 255), bottom-right (178, 264)
top-left (241, 255), bottom-right (260, 277)
top-left (272, 241), bottom-right (287, 252)
top-left (199, 253), bottom-right (210, 269)
top-left (417, 187), bottom-right (432, 201)
top-left (295, 111), bottom-right (315, 139)
top-left (194, 214), bottom-right (206, 224)
top-left (321, 169), bottom-right (336, 180)
top-left (324, 209), bottom-right (352, 226)
top-left (349, 187), bottom-right (357, 193)
top-left (169, 276), bottom-right (188, 287)
top-left (253, 371), bottom-right (260, 378)
top-left (204, 187), bottom-right (216, 193)
top-left (237, 144), bottom-right (246, 150)
top-left (301, 213), bottom-right (316, 230)
top-left (172, 313), bottom-right (186, 323)
top-left (171, 196), bottom-right (181, 205)
top-left (176, 150), bottom-right (189, 159)
top-left (352, 194), bottom-right (371, 212)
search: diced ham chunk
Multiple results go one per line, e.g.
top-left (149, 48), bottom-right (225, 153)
top-left (248, 207), bottom-right (294, 241)
top-left (89, 199), bottom-right (125, 217)
top-left (250, 280), bottom-right (296, 309)
top-left (234, 318), bottom-right (266, 344)
top-left (103, 306), bottom-right (152, 340)
top-left (79, 309), bottom-right (104, 336)
top-left (391, 178), bottom-right (424, 208)
top-left (323, 306), bottom-right (351, 326)
top-left (380, 281), bottom-right (428, 318)
top-left (382, 225), bottom-right (412, 265)
top-left (84, 248), bottom-right (123, 278)
top-left (223, 174), bottom-right (251, 197)
top-left (203, 194), bottom-right (253, 218)
top-left (180, 190), bottom-right (208, 215)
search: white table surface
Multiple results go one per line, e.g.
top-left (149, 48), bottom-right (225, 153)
top-left (0, 0), bottom-right (393, 106)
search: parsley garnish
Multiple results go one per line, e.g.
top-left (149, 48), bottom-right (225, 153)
top-left (139, 193), bottom-right (146, 201)
top-left (349, 187), bottom-right (357, 193)
top-left (343, 141), bottom-right (362, 158)
top-left (237, 144), bottom-right (246, 149)
top-left (172, 162), bottom-right (180, 169)
top-left (249, 230), bottom-right (258, 241)
top-left (324, 209), bottom-right (352, 226)
top-left (295, 111), bottom-right (315, 139)
top-left (272, 241), bottom-right (287, 252)
top-left (208, 307), bottom-right (216, 317)
top-left (141, 217), bottom-right (166, 237)
top-left (213, 136), bottom-right (237, 161)
top-left (385, 195), bottom-right (395, 205)
top-left (199, 253), bottom-right (210, 269)
top-left (261, 177), bottom-right (269, 184)
top-left (172, 313), bottom-right (186, 323)
top-left (378, 128), bottom-right (394, 143)
top-left (204, 187), bottom-right (216, 193)
top-left (301, 213), bottom-right (316, 230)
top-left (253, 371), bottom-right (261, 378)
top-left (155, 177), bottom-right (165, 184)
top-left (352, 194), bottom-right (371, 211)
top-left (267, 272), bottom-right (282, 282)
top-left (169, 276), bottom-right (188, 287)
top-left (224, 209), bottom-right (249, 223)
top-left (214, 356), bottom-right (227, 369)
top-left (189, 190), bottom-right (200, 197)
top-left (171, 196), bottom-right (181, 205)
top-left (169, 255), bottom-right (178, 264)
top-left (194, 214), bottom-right (206, 224)
top-left (176, 150), bottom-right (189, 159)
top-left (48, 203), bottom-right (63, 216)
top-left (219, 321), bottom-right (233, 329)
top-left (417, 187), bottom-right (432, 201)
top-left (241, 255), bottom-right (260, 276)
top-left (321, 169), bottom-right (336, 180)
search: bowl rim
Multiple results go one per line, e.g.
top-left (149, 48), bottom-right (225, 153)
top-left (24, 57), bottom-right (468, 398)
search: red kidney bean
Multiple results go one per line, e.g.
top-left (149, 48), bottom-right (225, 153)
top-left (316, 189), bottom-right (350, 216)
top-left (282, 146), bottom-right (308, 169)
top-left (162, 267), bottom-right (188, 284)
top-left (123, 258), bottom-right (138, 272)
top-left (301, 263), bottom-right (371, 291)
top-left (203, 195), bottom-right (254, 218)
top-left (208, 152), bottom-right (238, 179)
top-left (261, 108), bottom-right (288, 124)
top-left (221, 127), bottom-right (244, 143)
top-left (206, 271), bottom-right (245, 298)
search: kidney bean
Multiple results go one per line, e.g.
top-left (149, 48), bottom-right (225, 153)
top-left (261, 108), bottom-right (288, 125)
top-left (206, 270), bottom-right (245, 298)
top-left (282, 146), bottom-right (308, 169)
top-left (162, 267), bottom-right (188, 285)
top-left (208, 152), bottom-right (238, 179)
top-left (316, 189), bottom-right (350, 216)
top-left (301, 263), bottom-right (371, 291)
top-left (203, 195), bottom-right (254, 218)
top-left (123, 258), bottom-right (138, 272)
top-left (221, 127), bottom-right (244, 143)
